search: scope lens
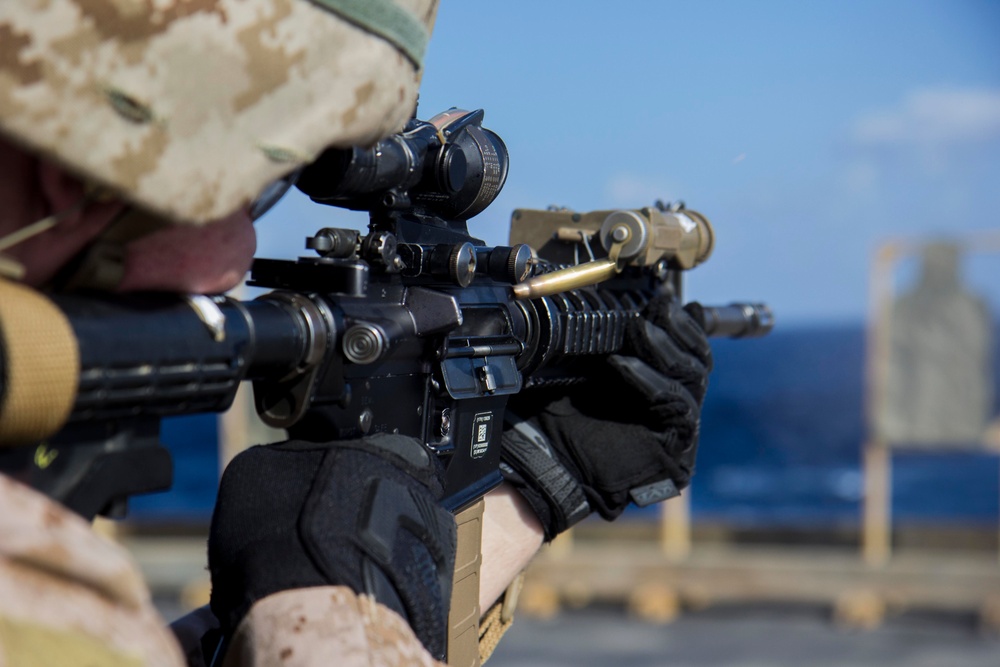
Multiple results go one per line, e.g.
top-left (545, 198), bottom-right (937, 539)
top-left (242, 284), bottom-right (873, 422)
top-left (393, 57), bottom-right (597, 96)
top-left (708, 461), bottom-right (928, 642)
top-left (428, 125), bottom-right (507, 220)
top-left (425, 144), bottom-right (467, 195)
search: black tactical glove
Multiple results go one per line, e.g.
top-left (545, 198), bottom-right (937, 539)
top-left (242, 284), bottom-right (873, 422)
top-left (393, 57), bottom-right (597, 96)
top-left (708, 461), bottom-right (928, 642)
top-left (208, 434), bottom-right (457, 660)
top-left (501, 295), bottom-right (712, 540)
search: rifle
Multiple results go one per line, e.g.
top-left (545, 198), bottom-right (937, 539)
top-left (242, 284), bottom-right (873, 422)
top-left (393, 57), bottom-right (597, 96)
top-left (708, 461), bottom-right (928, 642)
top-left (0, 107), bottom-right (771, 665)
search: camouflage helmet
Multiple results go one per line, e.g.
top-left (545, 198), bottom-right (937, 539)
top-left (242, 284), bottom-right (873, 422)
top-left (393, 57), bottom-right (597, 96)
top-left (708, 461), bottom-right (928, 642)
top-left (0, 0), bottom-right (439, 225)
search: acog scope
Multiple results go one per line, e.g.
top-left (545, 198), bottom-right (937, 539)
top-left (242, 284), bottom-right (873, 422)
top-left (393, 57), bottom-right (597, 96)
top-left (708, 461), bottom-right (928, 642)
top-left (296, 108), bottom-right (508, 222)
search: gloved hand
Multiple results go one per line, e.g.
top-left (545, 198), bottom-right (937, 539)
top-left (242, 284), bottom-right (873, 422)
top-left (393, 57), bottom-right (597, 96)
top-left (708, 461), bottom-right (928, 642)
top-left (208, 434), bottom-right (457, 660)
top-left (501, 295), bottom-right (712, 540)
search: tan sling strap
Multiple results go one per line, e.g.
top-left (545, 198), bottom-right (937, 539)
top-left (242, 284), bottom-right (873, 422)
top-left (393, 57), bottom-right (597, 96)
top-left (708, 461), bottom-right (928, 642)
top-left (0, 279), bottom-right (79, 445)
top-left (477, 572), bottom-right (524, 664)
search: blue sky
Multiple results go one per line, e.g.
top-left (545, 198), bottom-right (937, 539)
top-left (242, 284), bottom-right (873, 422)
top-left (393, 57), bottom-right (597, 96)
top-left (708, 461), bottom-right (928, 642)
top-left (259, 1), bottom-right (1000, 325)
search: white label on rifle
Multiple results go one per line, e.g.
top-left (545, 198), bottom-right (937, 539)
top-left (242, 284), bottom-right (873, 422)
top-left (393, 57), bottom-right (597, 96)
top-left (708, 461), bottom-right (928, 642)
top-left (675, 213), bottom-right (697, 233)
top-left (471, 412), bottom-right (493, 459)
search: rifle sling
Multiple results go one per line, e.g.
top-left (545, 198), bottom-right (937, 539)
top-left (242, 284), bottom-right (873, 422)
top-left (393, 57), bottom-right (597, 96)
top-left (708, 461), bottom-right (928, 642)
top-left (0, 279), bottom-right (79, 445)
top-left (477, 572), bottom-right (524, 664)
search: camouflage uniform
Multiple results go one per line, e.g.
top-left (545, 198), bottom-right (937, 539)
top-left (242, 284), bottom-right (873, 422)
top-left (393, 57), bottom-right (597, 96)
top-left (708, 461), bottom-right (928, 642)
top-left (222, 589), bottom-right (445, 667)
top-left (0, 474), bottom-right (185, 667)
top-left (0, 475), bottom-right (446, 666)
top-left (0, 0), bottom-right (438, 225)
top-left (0, 2), bottom-right (447, 664)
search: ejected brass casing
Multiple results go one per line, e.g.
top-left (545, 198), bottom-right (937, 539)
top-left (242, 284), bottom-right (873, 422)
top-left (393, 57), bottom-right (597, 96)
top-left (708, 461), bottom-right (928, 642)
top-left (512, 258), bottom-right (618, 299)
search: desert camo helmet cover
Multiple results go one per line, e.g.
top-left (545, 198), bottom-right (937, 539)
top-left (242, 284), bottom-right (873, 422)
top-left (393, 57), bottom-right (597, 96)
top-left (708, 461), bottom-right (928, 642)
top-left (0, 0), bottom-right (439, 225)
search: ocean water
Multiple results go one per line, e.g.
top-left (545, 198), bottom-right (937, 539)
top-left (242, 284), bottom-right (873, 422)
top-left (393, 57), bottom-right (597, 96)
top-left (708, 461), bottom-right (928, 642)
top-left (694, 323), bottom-right (1000, 527)
top-left (130, 323), bottom-right (1000, 527)
top-left (129, 413), bottom-right (220, 521)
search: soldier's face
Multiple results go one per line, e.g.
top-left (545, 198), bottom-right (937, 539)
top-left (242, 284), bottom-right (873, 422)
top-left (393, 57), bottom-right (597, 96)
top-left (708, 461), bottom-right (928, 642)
top-left (0, 137), bottom-right (255, 294)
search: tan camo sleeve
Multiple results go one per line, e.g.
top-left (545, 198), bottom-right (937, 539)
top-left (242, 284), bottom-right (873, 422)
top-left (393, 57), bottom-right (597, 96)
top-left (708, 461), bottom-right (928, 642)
top-left (223, 587), bottom-right (447, 667)
top-left (0, 474), bottom-right (185, 667)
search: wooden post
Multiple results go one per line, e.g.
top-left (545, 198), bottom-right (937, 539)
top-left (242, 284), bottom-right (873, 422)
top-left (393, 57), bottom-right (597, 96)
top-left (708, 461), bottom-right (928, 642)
top-left (548, 527), bottom-right (574, 558)
top-left (218, 385), bottom-right (252, 471)
top-left (660, 493), bottom-right (691, 563)
top-left (861, 242), bottom-right (897, 567)
top-left (91, 515), bottom-right (121, 542)
top-left (862, 441), bottom-right (891, 566)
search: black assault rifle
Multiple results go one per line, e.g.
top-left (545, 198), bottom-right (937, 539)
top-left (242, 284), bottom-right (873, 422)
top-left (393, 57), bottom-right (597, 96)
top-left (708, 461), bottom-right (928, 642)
top-left (0, 107), bottom-right (774, 667)
top-left (0, 108), bottom-right (772, 520)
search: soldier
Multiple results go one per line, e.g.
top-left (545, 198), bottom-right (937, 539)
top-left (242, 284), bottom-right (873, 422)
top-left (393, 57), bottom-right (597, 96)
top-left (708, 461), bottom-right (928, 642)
top-left (0, 2), bottom-right (711, 665)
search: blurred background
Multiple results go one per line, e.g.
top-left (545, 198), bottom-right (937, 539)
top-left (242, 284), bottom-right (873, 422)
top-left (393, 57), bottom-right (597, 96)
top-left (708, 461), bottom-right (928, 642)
top-left (127, 1), bottom-right (1000, 665)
